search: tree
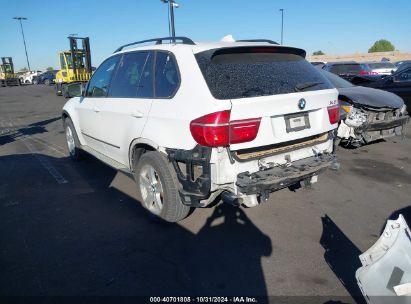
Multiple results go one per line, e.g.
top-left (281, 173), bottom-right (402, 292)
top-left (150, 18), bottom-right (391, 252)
top-left (313, 50), bottom-right (325, 56)
top-left (46, 67), bottom-right (54, 71)
top-left (368, 39), bottom-right (395, 53)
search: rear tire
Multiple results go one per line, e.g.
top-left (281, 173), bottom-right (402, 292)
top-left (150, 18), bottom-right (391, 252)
top-left (64, 118), bottom-right (85, 161)
top-left (44, 79), bottom-right (51, 86)
top-left (134, 151), bottom-right (190, 222)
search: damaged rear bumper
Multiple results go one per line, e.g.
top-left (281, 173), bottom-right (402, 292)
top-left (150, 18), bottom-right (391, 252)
top-left (236, 153), bottom-right (337, 196)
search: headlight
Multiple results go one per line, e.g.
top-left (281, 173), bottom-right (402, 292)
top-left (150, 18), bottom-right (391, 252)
top-left (341, 105), bottom-right (353, 114)
top-left (400, 104), bottom-right (407, 114)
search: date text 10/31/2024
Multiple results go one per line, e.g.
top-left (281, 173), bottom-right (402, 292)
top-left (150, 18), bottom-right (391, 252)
top-left (149, 297), bottom-right (259, 303)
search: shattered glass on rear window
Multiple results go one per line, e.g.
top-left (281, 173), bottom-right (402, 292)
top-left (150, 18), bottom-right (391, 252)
top-left (195, 48), bottom-right (333, 100)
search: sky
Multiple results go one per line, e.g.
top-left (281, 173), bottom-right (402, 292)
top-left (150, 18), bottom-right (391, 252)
top-left (1, 0), bottom-right (410, 71)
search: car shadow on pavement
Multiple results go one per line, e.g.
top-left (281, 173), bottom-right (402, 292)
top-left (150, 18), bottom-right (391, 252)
top-left (320, 215), bottom-right (366, 304)
top-left (0, 116), bottom-right (61, 145)
top-left (0, 153), bottom-right (272, 299)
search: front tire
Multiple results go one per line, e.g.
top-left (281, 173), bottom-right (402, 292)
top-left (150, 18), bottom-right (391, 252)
top-left (134, 151), bottom-right (190, 222)
top-left (64, 118), bottom-right (85, 161)
top-left (44, 79), bottom-right (51, 86)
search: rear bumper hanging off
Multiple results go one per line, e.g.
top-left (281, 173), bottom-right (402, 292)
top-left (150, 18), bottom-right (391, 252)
top-left (236, 153), bottom-right (337, 196)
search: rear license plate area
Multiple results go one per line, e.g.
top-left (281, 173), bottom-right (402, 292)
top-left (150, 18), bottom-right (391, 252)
top-left (285, 112), bottom-right (310, 132)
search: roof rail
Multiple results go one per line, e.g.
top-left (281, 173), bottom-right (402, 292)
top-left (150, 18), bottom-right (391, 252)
top-left (114, 36), bottom-right (195, 53)
top-left (237, 39), bottom-right (279, 45)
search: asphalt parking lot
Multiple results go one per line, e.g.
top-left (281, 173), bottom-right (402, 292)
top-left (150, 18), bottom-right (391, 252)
top-left (0, 85), bottom-right (410, 302)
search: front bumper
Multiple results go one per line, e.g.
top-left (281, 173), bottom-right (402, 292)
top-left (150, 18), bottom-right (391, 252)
top-left (356, 115), bottom-right (409, 133)
top-left (236, 153), bottom-right (337, 196)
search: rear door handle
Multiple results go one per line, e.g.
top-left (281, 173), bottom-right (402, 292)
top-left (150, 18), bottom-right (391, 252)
top-left (93, 107), bottom-right (100, 113)
top-left (131, 110), bottom-right (144, 118)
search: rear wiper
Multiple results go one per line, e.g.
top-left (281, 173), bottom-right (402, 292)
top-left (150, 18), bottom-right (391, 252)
top-left (241, 87), bottom-right (266, 97)
top-left (295, 81), bottom-right (323, 92)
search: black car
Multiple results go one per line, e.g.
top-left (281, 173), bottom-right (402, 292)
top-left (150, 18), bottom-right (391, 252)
top-left (349, 66), bottom-right (411, 112)
top-left (321, 70), bottom-right (409, 147)
top-left (395, 60), bottom-right (411, 73)
top-left (322, 61), bottom-right (364, 81)
top-left (32, 70), bottom-right (58, 85)
top-left (310, 61), bottom-right (325, 69)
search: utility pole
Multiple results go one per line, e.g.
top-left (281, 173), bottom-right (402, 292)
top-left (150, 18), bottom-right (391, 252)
top-left (13, 17), bottom-right (31, 71)
top-left (279, 9), bottom-right (284, 45)
top-left (161, 0), bottom-right (179, 41)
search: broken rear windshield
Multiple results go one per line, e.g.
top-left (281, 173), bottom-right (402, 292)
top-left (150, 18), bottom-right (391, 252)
top-left (195, 47), bottom-right (333, 100)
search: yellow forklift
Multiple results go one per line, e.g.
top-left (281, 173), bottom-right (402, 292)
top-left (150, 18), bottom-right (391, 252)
top-left (55, 36), bottom-right (92, 96)
top-left (0, 57), bottom-right (20, 87)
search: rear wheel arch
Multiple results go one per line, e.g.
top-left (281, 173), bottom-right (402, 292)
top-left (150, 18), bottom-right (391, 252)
top-left (129, 140), bottom-right (159, 171)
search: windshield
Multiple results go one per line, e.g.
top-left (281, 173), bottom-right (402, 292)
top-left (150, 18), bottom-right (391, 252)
top-left (2, 64), bottom-right (13, 73)
top-left (195, 47), bottom-right (333, 99)
top-left (321, 70), bottom-right (353, 88)
top-left (63, 52), bottom-right (86, 69)
top-left (329, 64), bottom-right (362, 74)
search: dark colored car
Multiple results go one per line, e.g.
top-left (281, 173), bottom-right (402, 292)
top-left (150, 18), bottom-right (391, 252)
top-left (349, 66), bottom-right (411, 113)
top-left (322, 61), bottom-right (396, 82)
top-left (310, 61), bottom-right (325, 69)
top-left (32, 70), bottom-right (58, 85)
top-left (395, 60), bottom-right (411, 73)
top-left (321, 70), bottom-right (409, 147)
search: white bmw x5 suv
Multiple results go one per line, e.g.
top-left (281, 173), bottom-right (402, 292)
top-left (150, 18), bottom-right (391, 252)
top-left (62, 37), bottom-right (340, 222)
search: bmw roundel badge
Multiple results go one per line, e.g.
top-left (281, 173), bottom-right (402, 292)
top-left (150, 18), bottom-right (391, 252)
top-left (298, 98), bottom-right (306, 110)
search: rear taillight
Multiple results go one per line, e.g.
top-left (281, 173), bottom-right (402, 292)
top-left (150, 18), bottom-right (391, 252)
top-left (190, 110), bottom-right (261, 147)
top-left (327, 105), bottom-right (340, 124)
top-left (359, 71), bottom-right (378, 75)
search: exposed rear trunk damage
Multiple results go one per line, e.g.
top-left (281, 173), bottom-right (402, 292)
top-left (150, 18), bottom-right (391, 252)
top-left (233, 132), bottom-right (330, 161)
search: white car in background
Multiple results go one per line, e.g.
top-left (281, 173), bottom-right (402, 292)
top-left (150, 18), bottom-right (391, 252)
top-left (19, 70), bottom-right (42, 84)
top-left (62, 37), bottom-right (340, 222)
top-left (361, 62), bottom-right (398, 75)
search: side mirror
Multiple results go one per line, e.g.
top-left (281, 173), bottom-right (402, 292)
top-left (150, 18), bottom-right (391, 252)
top-left (65, 82), bottom-right (86, 98)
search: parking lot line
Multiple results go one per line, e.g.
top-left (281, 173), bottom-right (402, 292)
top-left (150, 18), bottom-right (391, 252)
top-left (5, 116), bottom-right (68, 185)
top-left (21, 138), bottom-right (68, 184)
top-left (27, 136), bottom-right (67, 157)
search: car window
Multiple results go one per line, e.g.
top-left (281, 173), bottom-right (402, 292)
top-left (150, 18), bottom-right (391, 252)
top-left (395, 68), bottom-right (411, 82)
top-left (368, 62), bottom-right (396, 69)
top-left (154, 52), bottom-right (180, 98)
top-left (86, 56), bottom-right (119, 97)
top-left (329, 64), bottom-right (362, 74)
top-left (196, 47), bottom-right (333, 99)
top-left (109, 52), bottom-right (154, 98)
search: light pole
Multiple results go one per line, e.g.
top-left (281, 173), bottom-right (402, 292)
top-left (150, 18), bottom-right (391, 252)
top-left (161, 0), bottom-right (179, 41)
top-left (13, 17), bottom-right (31, 71)
top-left (279, 9), bottom-right (284, 45)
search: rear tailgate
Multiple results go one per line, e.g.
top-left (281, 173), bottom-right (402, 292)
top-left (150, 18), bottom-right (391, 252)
top-left (229, 89), bottom-right (338, 150)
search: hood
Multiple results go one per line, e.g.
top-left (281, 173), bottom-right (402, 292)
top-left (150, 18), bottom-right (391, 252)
top-left (338, 86), bottom-right (404, 109)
